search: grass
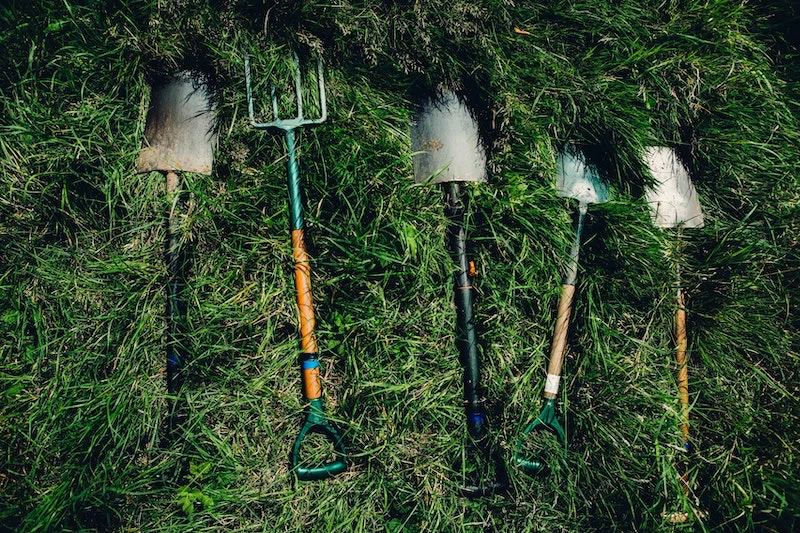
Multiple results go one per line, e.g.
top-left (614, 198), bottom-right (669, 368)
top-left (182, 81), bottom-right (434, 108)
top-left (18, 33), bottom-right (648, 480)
top-left (1, 0), bottom-right (799, 531)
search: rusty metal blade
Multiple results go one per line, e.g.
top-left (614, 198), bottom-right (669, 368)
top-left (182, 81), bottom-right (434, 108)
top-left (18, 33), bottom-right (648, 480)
top-left (644, 147), bottom-right (704, 229)
top-left (556, 146), bottom-right (609, 206)
top-left (137, 71), bottom-right (216, 175)
top-left (411, 91), bottom-right (487, 184)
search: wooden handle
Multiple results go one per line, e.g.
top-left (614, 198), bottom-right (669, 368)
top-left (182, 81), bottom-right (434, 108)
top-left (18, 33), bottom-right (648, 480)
top-left (291, 228), bottom-right (321, 400)
top-left (544, 283), bottom-right (575, 399)
top-left (675, 288), bottom-right (689, 442)
top-left (675, 287), bottom-right (691, 496)
top-left (291, 229), bottom-right (318, 355)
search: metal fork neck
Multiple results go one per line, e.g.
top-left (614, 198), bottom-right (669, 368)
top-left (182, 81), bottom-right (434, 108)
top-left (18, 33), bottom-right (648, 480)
top-left (284, 129), bottom-right (305, 231)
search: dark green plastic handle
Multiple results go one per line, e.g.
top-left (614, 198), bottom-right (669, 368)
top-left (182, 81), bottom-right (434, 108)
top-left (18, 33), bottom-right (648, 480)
top-left (514, 398), bottom-right (566, 474)
top-left (460, 455), bottom-right (509, 498)
top-left (291, 399), bottom-right (347, 481)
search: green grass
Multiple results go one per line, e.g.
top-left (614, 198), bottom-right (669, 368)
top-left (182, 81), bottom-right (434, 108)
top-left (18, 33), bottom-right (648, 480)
top-left (1, 0), bottom-right (799, 531)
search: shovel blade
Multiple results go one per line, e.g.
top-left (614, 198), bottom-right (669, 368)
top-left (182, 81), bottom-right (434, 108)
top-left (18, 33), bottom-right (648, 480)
top-left (556, 146), bottom-right (609, 206)
top-left (644, 147), bottom-right (704, 229)
top-left (137, 72), bottom-right (216, 175)
top-left (411, 91), bottom-right (487, 184)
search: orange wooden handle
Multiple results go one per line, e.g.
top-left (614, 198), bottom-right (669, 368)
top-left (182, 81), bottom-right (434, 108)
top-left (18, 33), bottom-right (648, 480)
top-left (291, 229), bottom-right (322, 400)
top-left (291, 229), bottom-right (318, 355)
top-left (302, 364), bottom-right (322, 400)
top-left (544, 283), bottom-right (575, 399)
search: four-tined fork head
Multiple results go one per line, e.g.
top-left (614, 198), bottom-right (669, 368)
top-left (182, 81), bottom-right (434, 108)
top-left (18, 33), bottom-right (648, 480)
top-left (245, 52), bottom-right (327, 132)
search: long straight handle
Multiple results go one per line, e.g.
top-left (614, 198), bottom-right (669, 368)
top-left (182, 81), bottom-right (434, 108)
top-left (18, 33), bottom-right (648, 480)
top-left (285, 128), bottom-right (322, 401)
top-left (446, 182), bottom-right (485, 440)
top-left (675, 287), bottom-right (689, 444)
top-left (544, 283), bottom-right (575, 399)
top-left (165, 170), bottom-right (188, 395)
top-left (283, 128), bottom-right (347, 479)
top-left (543, 205), bottom-right (586, 399)
top-left (675, 286), bottom-right (691, 496)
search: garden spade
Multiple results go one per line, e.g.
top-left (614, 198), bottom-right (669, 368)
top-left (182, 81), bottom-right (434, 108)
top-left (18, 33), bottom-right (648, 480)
top-left (514, 145), bottom-right (609, 474)
top-left (644, 146), bottom-right (704, 521)
top-left (245, 52), bottom-right (346, 481)
top-left (137, 71), bottom-right (216, 430)
top-left (411, 90), bottom-right (508, 497)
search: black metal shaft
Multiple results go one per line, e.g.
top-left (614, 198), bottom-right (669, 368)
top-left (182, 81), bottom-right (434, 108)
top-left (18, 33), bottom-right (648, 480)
top-left (445, 182), bottom-right (485, 442)
top-left (166, 185), bottom-right (190, 395)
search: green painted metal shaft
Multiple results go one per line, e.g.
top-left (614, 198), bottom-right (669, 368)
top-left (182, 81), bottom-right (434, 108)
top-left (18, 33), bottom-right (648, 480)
top-left (285, 128), bottom-right (304, 231)
top-left (563, 205), bottom-right (587, 287)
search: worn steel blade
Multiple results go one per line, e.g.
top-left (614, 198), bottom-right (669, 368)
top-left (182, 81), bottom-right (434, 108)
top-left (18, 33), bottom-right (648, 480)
top-left (137, 71), bottom-right (216, 175)
top-left (644, 147), bottom-right (704, 229)
top-left (411, 91), bottom-right (487, 184)
top-left (556, 146), bottom-right (609, 206)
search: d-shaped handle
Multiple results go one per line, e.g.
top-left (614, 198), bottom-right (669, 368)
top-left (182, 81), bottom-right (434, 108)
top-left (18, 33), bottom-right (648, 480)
top-left (291, 399), bottom-right (347, 481)
top-left (514, 398), bottom-right (566, 475)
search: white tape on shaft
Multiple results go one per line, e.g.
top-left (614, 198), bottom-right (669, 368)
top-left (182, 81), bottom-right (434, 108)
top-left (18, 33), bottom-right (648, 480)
top-left (545, 374), bottom-right (561, 395)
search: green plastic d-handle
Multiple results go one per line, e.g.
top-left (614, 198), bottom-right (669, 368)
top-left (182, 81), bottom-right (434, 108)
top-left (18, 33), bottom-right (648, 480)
top-left (291, 398), bottom-right (347, 481)
top-left (514, 398), bottom-right (566, 474)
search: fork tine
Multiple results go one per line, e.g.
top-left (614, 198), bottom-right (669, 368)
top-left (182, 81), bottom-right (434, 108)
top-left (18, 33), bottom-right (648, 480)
top-left (271, 84), bottom-right (279, 122)
top-left (293, 53), bottom-right (304, 122)
top-left (316, 57), bottom-right (327, 124)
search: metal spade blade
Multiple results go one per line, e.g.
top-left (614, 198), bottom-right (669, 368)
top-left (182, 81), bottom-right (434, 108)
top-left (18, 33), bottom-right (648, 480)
top-left (556, 146), bottom-right (609, 207)
top-left (644, 147), bottom-right (704, 229)
top-left (137, 71), bottom-right (216, 175)
top-left (411, 91), bottom-right (487, 184)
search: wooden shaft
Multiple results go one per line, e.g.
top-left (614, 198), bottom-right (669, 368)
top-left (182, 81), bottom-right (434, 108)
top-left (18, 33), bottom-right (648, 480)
top-left (165, 170), bottom-right (185, 395)
top-left (544, 283), bottom-right (575, 399)
top-left (675, 288), bottom-right (689, 442)
top-left (291, 229), bottom-right (318, 354)
top-left (291, 228), bottom-right (321, 400)
top-left (166, 171), bottom-right (180, 200)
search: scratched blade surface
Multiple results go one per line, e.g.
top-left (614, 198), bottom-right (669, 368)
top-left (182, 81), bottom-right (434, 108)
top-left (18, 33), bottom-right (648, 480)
top-left (644, 147), bottom-right (704, 229)
top-left (410, 91), bottom-right (487, 184)
top-left (556, 146), bottom-right (609, 206)
top-left (137, 71), bottom-right (216, 175)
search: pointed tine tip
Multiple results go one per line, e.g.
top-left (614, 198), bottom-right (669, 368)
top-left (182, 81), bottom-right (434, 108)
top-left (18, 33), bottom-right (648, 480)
top-left (317, 56), bottom-right (327, 122)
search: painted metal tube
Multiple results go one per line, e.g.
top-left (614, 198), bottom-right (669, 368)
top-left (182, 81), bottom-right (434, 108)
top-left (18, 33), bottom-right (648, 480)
top-left (165, 170), bottom-right (189, 395)
top-left (446, 182), bottom-right (486, 441)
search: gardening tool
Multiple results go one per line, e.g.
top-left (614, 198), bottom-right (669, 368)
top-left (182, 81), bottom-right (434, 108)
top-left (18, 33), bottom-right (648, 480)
top-left (644, 146), bottom-right (704, 519)
top-left (245, 52), bottom-right (346, 481)
top-left (411, 90), bottom-right (508, 497)
top-left (137, 71), bottom-right (216, 429)
top-left (514, 145), bottom-right (609, 474)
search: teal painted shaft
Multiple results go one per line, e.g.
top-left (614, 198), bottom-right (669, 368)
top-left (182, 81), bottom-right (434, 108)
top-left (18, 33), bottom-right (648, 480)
top-left (285, 128), bottom-right (304, 231)
top-left (563, 205), bottom-right (587, 287)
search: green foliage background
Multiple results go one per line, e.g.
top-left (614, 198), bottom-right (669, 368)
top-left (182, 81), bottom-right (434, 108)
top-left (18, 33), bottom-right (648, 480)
top-left (1, 0), bottom-right (798, 531)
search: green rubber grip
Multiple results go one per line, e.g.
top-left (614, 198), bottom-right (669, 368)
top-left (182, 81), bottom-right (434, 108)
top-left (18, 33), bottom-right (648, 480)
top-left (514, 398), bottom-right (566, 475)
top-left (291, 399), bottom-right (347, 481)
